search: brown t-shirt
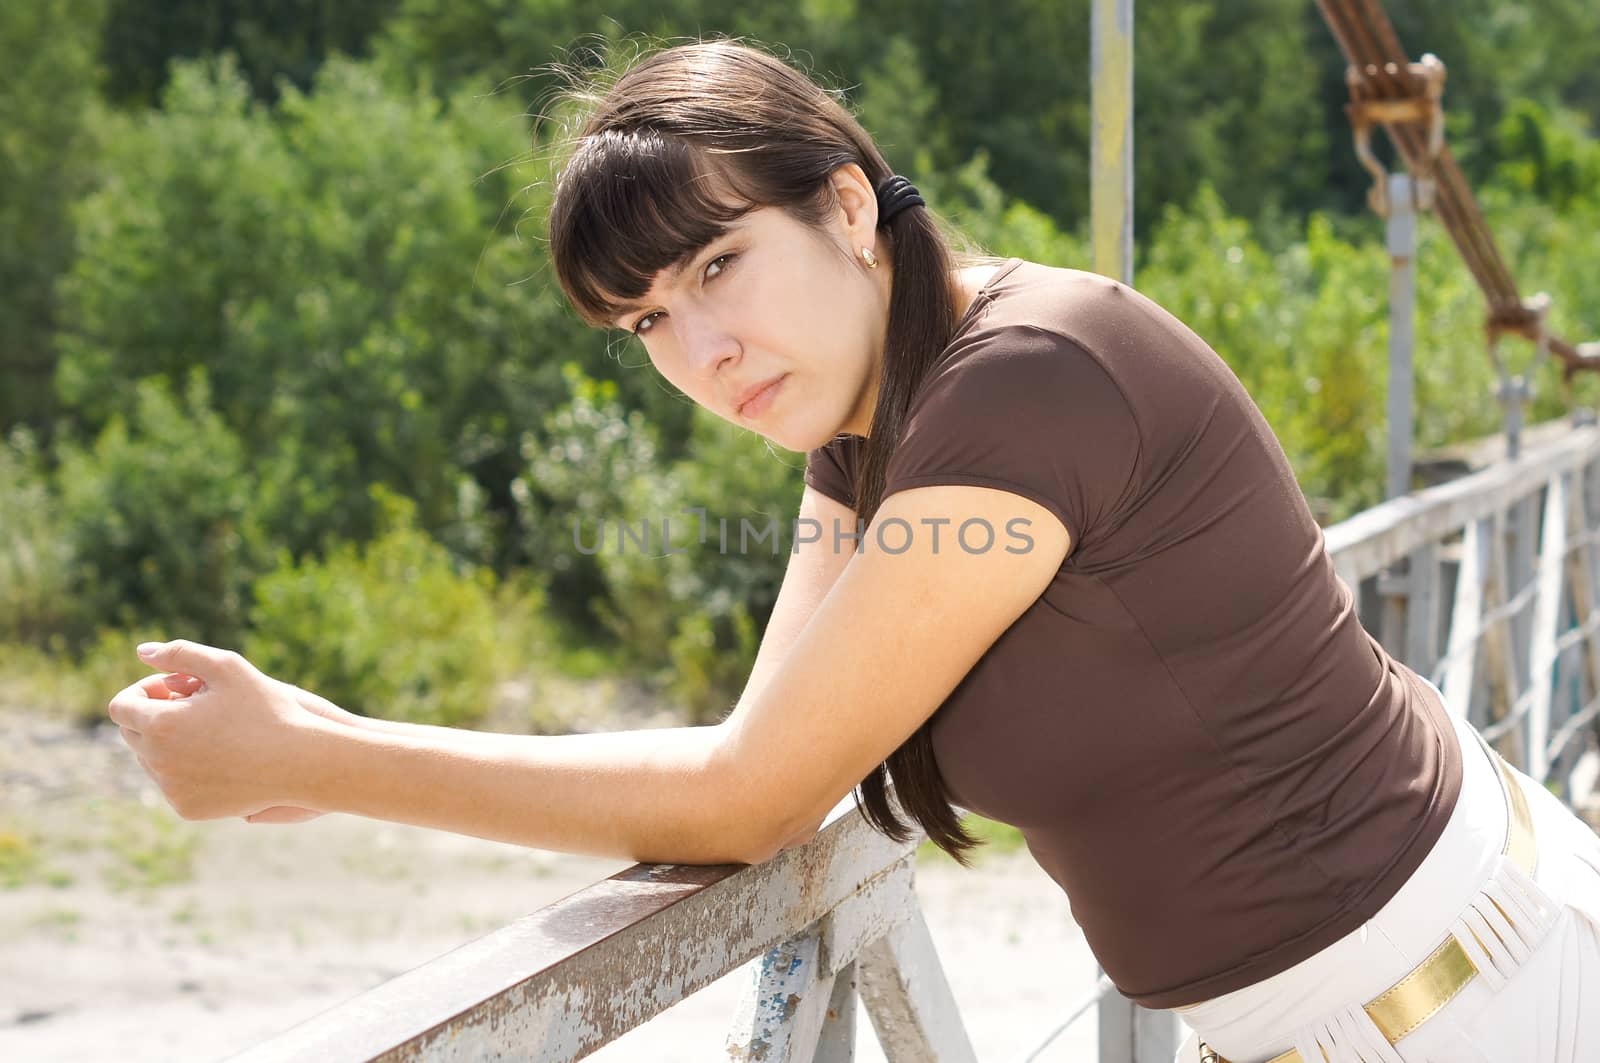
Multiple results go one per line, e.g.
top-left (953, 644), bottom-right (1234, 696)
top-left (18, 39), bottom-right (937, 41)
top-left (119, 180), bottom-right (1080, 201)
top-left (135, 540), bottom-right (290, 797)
top-left (803, 258), bottom-right (1463, 1008)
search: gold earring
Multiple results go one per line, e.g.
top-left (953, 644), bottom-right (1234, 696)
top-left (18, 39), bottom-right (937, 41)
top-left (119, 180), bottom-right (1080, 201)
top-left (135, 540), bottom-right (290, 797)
top-left (860, 246), bottom-right (879, 269)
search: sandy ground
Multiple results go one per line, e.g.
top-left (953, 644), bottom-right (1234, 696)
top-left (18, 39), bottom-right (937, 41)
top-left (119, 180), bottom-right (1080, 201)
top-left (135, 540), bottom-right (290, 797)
top-left (0, 703), bottom-right (1110, 1063)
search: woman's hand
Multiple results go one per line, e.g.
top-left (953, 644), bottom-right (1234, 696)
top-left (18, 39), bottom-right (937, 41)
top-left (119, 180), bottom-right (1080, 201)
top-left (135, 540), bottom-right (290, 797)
top-left (135, 671), bottom-right (332, 824)
top-left (107, 640), bottom-right (339, 822)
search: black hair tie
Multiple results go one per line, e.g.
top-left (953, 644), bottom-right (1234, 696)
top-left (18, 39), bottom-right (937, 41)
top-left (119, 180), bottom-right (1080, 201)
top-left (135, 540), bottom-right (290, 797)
top-left (875, 174), bottom-right (926, 227)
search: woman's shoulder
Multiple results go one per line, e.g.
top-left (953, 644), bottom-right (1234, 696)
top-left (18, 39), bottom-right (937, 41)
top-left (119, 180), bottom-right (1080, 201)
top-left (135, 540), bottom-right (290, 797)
top-left (931, 259), bottom-right (1138, 393)
top-left (932, 261), bottom-right (1167, 400)
top-left (954, 258), bottom-right (1237, 402)
top-left (968, 259), bottom-right (1150, 337)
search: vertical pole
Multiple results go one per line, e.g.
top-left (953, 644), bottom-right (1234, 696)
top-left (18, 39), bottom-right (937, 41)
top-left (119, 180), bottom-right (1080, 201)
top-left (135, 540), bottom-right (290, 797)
top-left (1098, 993), bottom-right (1181, 1063)
top-left (1526, 471), bottom-right (1569, 782)
top-left (1501, 370), bottom-right (1526, 461)
top-left (1386, 172), bottom-right (1417, 500)
top-left (1099, 995), bottom-right (1134, 1063)
top-left (1376, 173), bottom-right (1418, 659)
top-left (814, 962), bottom-right (858, 1063)
top-left (1091, 0), bottom-right (1134, 285)
top-left (1092, 9), bottom-right (1173, 1059)
top-left (1404, 542), bottom-right (1440, 677)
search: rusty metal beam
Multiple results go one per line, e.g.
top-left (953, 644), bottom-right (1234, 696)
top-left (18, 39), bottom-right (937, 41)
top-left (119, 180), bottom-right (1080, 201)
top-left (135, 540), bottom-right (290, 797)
top-left (229, 795), bottom-right (919, 1063)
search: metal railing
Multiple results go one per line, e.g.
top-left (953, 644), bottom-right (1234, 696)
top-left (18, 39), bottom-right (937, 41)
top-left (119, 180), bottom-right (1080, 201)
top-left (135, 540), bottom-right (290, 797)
top-left (226, 790), bottom-right (970, 1063)
top-left (1331, 414), bottom-right (1600, 796)
top-left (227, 416), bottom-right (1600, 1063)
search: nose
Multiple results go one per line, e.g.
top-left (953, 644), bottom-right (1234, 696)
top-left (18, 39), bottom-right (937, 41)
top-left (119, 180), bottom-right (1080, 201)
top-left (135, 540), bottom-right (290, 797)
top-left (676, 309), bottom-right (740, 378)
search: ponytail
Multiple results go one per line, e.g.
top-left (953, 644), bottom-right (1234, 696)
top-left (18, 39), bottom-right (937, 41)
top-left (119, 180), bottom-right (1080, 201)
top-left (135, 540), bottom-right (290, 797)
top-left (849, 200), bottom-right (984, 869)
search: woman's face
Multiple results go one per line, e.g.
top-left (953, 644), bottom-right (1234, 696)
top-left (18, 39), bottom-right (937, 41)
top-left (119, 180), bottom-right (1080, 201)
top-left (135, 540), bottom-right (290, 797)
top-left (607, 190), bottom-right (889, 452)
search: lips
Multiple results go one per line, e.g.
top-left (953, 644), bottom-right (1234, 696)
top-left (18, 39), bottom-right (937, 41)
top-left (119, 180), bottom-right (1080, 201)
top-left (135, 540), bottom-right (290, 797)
top-left (735, 375), bottom-right (786, 415)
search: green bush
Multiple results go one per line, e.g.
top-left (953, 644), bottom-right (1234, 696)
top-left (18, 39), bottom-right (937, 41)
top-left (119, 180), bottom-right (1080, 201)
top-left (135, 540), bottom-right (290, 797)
top-left (0, 429), bottom-right (82, 645)
top-left (512, 363), bottom-right (664, 639)
top-left (513, 365), bottom-right (800, 721)
top-left (245, 488), bottom-right (547, 726)
top-left (664, 605), bottom-right (761, 724)
top-left (54, 372), bottom-right (270, 645)
top-left (595, 406), bottom-right (801, 721)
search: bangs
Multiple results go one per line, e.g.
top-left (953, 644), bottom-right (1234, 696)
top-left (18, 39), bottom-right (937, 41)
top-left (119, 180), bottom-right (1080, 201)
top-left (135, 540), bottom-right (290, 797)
top-left (550, 129), bottom-right (758, 326)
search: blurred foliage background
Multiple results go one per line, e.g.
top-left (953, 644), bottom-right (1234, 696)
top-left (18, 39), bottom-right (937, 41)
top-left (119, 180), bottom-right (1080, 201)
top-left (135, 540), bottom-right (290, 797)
top-left (2, 0), bottom-right (1599, 730)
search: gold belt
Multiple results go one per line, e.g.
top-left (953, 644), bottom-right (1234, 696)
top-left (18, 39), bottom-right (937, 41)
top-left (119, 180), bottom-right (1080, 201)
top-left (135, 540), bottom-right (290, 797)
top-left (1200, 731), bottom-right (1537, 1063)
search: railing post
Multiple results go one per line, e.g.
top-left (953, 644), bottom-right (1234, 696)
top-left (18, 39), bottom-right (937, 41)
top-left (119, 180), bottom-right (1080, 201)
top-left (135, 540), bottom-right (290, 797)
top-left (1404, 542), bottom-right (1441, 677)
top-left (1507, 494), bottom-right (1539, 692)
top-left (1526, 471), bottom-right (1571, 781)
top-left (1098, 992), bottom-right (1182, 1063)
top-left (1484, 505), bottom-right (1529, 765)
top-left (1581, 460), bottom-right (1600, 753)
top-left (727, 929), bottom-right (840, 1062)
top-left (725, 852), bottom-right (975, 1063)
top-left (1440, 516), bottom-right (1490, 718)
top-left (1378, 563), bottom-right (1410, 664)
top-left (855, 906), bottom-right (978, 1063)
top-left (1573, 457), bottom-right (1600, 822)
top-left (814, 963), bottom-right (858, 1063)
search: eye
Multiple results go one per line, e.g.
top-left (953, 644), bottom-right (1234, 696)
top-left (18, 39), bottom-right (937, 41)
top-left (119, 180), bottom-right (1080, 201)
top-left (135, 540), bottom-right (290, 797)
top-left (629, 252), bottom-right (737, 336)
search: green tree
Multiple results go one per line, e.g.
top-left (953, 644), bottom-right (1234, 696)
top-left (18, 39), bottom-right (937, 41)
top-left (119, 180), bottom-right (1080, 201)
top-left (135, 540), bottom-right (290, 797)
top-left (1492, 99), bottom-right (1600, 211)
top-left (385, 0), bottom-right (1336, 235)
top-left (98, 0), bottom-right (400, 105)
top-left (0, 0), bottom-right (106, 433)
top-left (53, 55), bottom-right (598, 558)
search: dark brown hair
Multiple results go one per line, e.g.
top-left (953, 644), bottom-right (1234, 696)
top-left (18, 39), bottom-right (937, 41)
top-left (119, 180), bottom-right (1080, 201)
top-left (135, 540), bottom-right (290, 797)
top-left (544, 38), bottom-right (983, 867)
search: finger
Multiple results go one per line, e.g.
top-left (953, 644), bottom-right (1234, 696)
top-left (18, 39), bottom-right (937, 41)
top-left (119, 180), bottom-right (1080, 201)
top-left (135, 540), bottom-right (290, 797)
top-left (136, 640), bottom-right (252, 685)
top-left (161, 672), bottom-right (205, 697)
top-left (137, 673), bottom-right (201, 700)
top-left (137, 674), bottom-right (174, 700)
top-left (107, 682), bottom-right (164, 731)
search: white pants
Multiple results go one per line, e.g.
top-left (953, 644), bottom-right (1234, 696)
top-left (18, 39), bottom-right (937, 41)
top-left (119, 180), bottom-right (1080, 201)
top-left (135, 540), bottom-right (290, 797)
top-left (1171, 703), bottom-right (1600, 1063)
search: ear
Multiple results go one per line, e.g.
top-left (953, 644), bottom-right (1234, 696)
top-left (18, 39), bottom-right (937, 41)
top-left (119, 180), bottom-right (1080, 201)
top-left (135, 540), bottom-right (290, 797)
top-left (828, 163), bottom-right (879, 252)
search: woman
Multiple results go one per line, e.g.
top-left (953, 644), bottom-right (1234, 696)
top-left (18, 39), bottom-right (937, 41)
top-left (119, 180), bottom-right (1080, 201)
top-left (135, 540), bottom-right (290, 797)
top-left (108, 39), bottom-right (1600, 1063)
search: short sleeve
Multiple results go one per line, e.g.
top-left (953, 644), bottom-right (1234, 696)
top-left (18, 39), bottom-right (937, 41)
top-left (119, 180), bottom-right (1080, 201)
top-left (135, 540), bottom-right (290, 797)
top-left (881, 325), bottom-right (1142, 547)
top-left (804, 433), bottom-right (865, 509)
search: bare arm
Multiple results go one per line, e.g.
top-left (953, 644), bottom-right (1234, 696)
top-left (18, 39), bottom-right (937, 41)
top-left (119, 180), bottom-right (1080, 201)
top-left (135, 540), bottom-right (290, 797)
top-left (294, 721), bottom-right (743, 862)
top-left (119, 483), bottom-right (1067, 867)
top-left (287, 486), bottom-right (861, 863)
top-left (724, 486), bottom-right (860, 848)
top-left (291, 482), bottom-right (1067, 863)
top-left (732, 486), bottom-right (860, 716)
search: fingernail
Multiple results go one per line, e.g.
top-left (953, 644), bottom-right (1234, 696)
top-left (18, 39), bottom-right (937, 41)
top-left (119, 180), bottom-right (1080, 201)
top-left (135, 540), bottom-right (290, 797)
top-left (137, 642), bottom-right (161, 658)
